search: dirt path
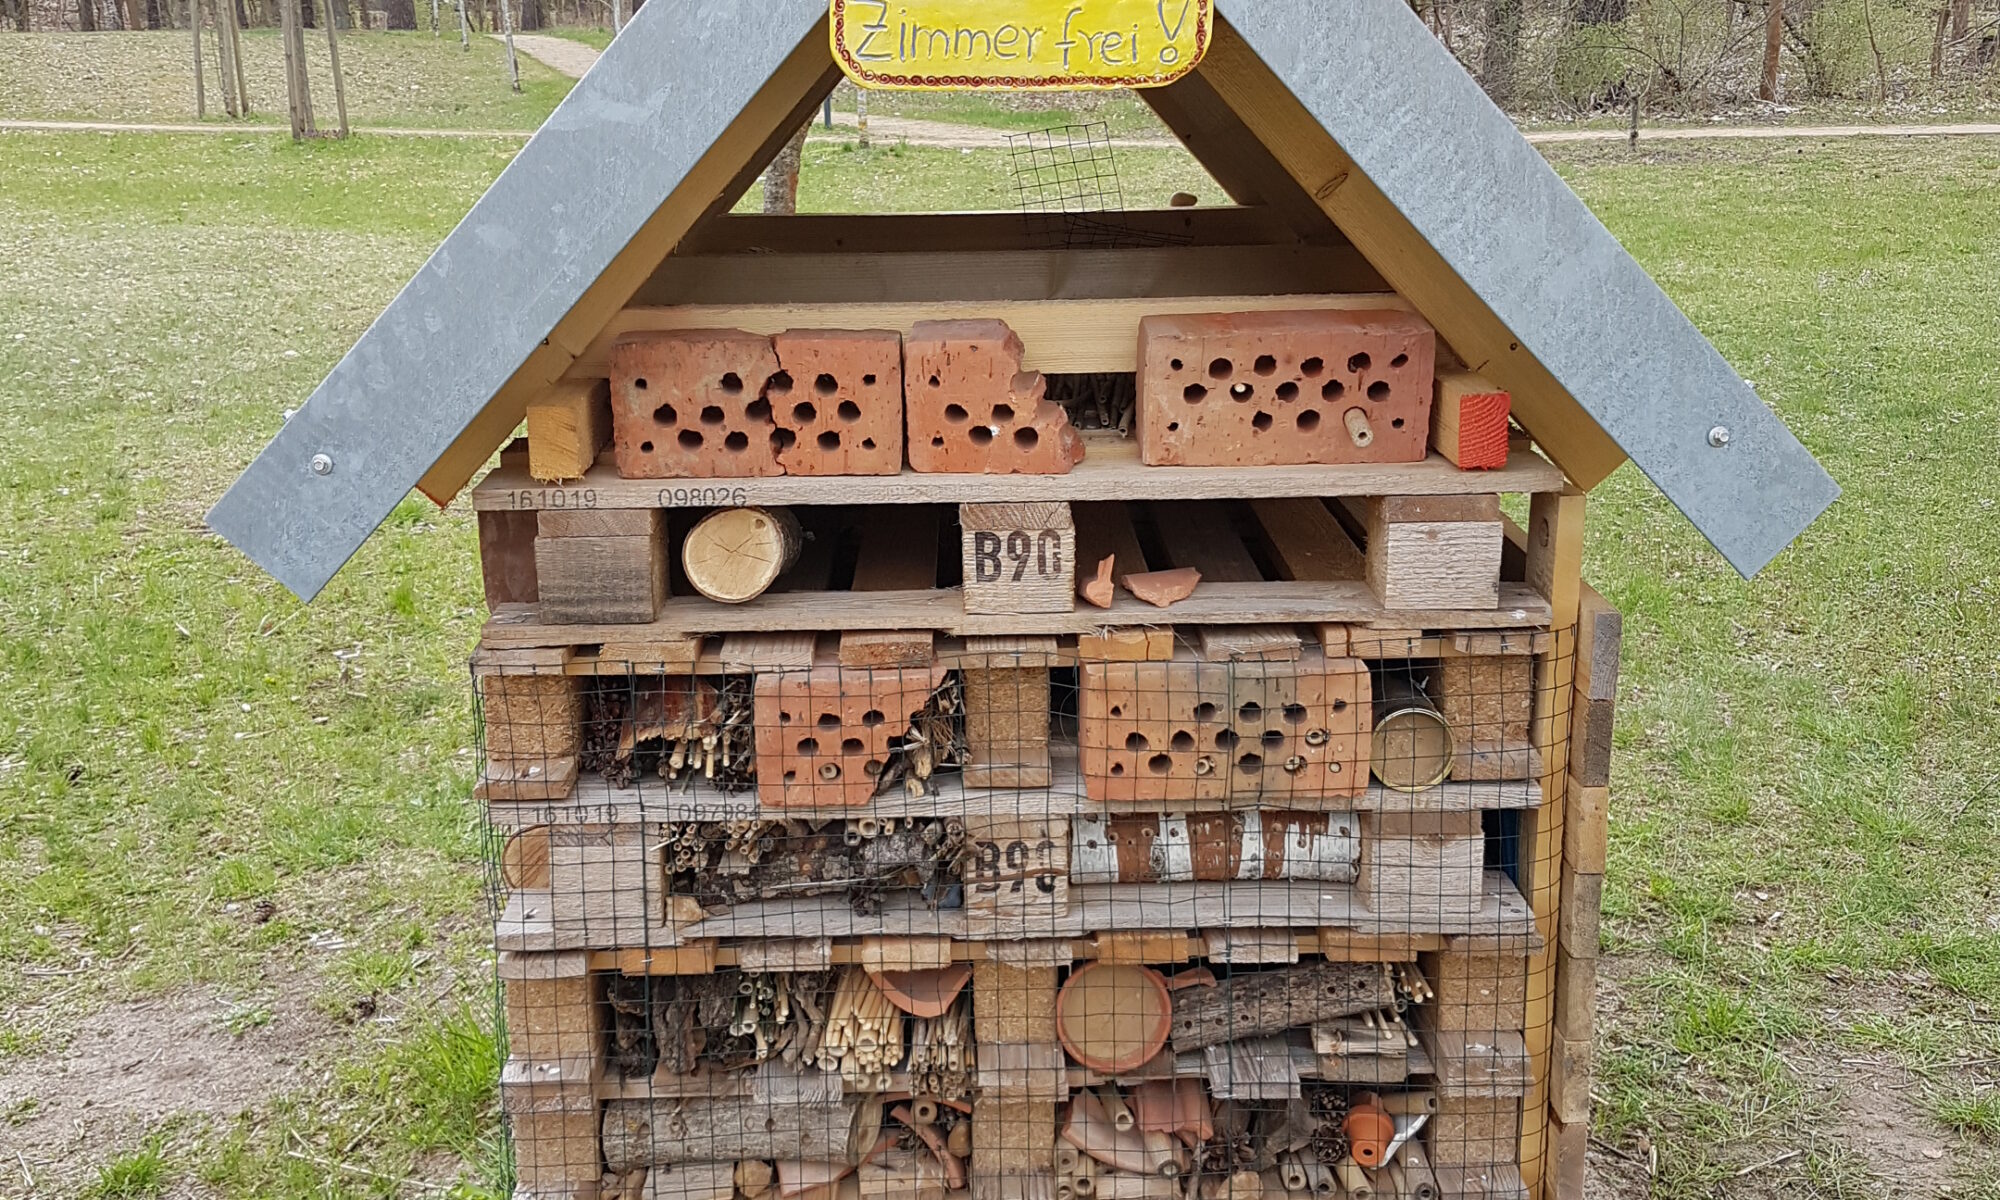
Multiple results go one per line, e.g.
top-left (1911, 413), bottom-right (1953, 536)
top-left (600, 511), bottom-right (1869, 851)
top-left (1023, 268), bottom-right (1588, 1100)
top-left (1522, 120), bottom-right (2000, 143)
top-left (0, 117), bottom-right (529, 138)
top-left (495, 32), bottom-right (603, 79)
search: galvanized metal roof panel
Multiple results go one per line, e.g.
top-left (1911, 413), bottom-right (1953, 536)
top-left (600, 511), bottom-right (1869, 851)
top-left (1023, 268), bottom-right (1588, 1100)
top-left (1221, 0), bottom-right (1837, 575)
top-left (205, 0), bottom-right (825, 600)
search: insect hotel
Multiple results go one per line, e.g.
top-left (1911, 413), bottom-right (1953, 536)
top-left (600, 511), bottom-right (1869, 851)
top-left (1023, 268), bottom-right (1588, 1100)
top-left (208, 1), bottom-right (1837, 1197)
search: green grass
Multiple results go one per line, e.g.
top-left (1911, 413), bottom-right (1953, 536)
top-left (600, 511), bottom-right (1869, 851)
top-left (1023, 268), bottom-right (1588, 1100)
top-left (0, 29), bottom-right (569, 129)
top-left (3, 108), bottom-right (2000, 1196)
top-left (83, 1135), bottom-right (170, 1198)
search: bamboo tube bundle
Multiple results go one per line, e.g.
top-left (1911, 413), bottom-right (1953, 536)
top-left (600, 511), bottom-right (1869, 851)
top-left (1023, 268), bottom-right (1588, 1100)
top-left (725, 970), bottom-right (798, 1063)
top-left (605, 675), bottom-right (756, 792)
top-left (873, 674), bottom-right (967, 799)
top-left (818, 968), bottom-right (904, 1090)
top-left (905, 992), bottom-right (971, 1100)
top-left (1392, 962), bottom-right (1433, 1007)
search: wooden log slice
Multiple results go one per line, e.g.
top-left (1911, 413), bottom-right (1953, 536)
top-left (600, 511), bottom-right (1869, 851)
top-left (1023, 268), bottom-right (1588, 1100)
top-left (682, 506), bottom-right (804, 603)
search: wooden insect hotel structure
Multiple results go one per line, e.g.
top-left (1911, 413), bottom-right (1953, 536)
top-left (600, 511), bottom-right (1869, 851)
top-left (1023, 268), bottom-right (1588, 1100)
top-left (208, 1), bottom-right (1837, 1197)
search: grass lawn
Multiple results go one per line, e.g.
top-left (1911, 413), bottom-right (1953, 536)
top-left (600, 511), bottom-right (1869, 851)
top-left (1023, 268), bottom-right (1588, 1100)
top-left (1, 120), bottom-right (1998, 1198)
top-left (0, 29), bottom-right (568, 129)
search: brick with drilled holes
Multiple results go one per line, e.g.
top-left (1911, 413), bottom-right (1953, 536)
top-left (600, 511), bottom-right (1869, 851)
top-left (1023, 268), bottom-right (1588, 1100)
top-left (1136, 309), bottom-right (1435, 467)
top-left (610, 330), bottom-right (784, 478)
top-left (1078, 653), bottom-right (1370, 805)
top-left (769, 329), bottom-right (904, 475)
top-left (754, 665), bottom-right (948, 808)
top-left (905, 319), bottom-right (1085, 475)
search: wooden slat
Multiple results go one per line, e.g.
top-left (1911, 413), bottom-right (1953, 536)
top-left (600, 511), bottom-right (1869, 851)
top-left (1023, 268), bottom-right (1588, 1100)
top-left (634, 244), bottom-right (1384, 306)
top-left (474, 439), bottom-right (1567, 510)
top-left (839, 509), bottom-right (940, 667)
top-left (1251, 497), bottom-right (1366, 583)
top-left (479, 580), bottom-right (1552, 644)
top-left (1149, 500), bottom-right (1262, 582)
top-left (1195, 625), bottom-right (1303, 661)
top-left (568, 292), bottom-right (1417, 380)
top-left (717, 631), bottom-right (817, 670)
top-left (673, 208), bottom-right (1316, 255)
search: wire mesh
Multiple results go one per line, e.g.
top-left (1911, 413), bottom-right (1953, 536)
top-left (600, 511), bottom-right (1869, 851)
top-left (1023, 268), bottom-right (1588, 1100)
top-left (1008, 122), bottom-right (1187, 252)
top-left (476, 619), bottom-right (1571, 1199)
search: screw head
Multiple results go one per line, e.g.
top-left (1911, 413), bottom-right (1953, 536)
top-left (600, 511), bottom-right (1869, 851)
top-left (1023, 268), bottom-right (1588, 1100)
top-left (1707, 425), bottom-right (1732, 448)
top-left (309, 453), bottom-right (334, 475)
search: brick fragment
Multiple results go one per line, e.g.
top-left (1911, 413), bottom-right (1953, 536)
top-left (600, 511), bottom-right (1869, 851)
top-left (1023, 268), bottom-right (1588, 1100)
top-left (1136, 309), bottom-right (1436, 467)
top-left (1078, 555), bottom-right (1116, 608)
top-left (905, 319), bottom-right (1085, 475)
top-left (1120, 567), bottom-right (1200, 608)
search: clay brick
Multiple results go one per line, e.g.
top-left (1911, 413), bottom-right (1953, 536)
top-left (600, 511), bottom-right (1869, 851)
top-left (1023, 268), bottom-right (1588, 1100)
top-left (611, 328), bottom-right (905, 478)
top-left (754, 665), bottom-right (946, 808)
top-left (905, 319), bottom-right (1085, 475)
top-left (611, 329), bottom-right (785, 478)
top-left (1136, 309), bottom-right (1436, 467)
top-left (768, 329), bottom-right (903, 475)
top-left (1078, 653), bottom-right (1370, 805)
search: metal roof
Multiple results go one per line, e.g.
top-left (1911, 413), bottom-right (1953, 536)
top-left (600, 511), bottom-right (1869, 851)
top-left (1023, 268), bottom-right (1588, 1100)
top-left (208, 0), bottom-right (1836, 599)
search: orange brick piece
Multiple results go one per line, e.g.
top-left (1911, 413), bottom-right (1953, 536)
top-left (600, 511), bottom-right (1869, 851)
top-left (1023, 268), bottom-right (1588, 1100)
top-left (754, 666), bottom-right (946, 808)
top-left (1136, 309), bottom-right (1437, 467)
top-left (770, 329), bottom-right (904, 475)
top-left (1079, 653), bottom-right (1371, 805)
top-left (610, 328), bottom-right (904, 478)
top-left (905, 319), bottom-right (1086, 475)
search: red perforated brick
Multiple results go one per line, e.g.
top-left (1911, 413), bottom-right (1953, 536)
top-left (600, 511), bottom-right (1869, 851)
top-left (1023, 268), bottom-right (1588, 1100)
top-left (1078, 654), bottom-right (1370, 805)
top-left (754, 665), bottom-right (947, 808)
top-left (610, 330), bottom-right (784, 478)
top-left (611, 329), bottom-right (906, 478)
top-left (769, 329), bottom-right (903, 475)
top-left (905, 319), bottom-right (1085, 475)
top-left (1136, 309), bottom-right (1436, 467)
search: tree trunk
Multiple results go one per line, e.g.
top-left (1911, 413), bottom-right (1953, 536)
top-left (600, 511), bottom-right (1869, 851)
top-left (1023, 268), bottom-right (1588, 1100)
top-left (227, 0), bottom-right (250, 113)
top-left (762, 121), bottom-right (811, 214)
top-left (1950, 0), bottom-right (1970, 42)
top-left (1478, 0), bottom-right (1522, 107)
top-left (457, 0), bottom-right (468, 46)
top-left (214, 0), bottom-right (239, 116)
top-left (515, 0), bottom-right (538, 29)
top-left (381, 0), bottom-right (415, 27)
top-left (191, 0), bottom-right (206, 116)
top-left (497, 0), bottom-right (521, 90)
top-left (1761, 0), bottom-right (1783, 98)
top-left (324, 1), bottom-right (350, 136)
top-left (601, 1096), bottom-right (875, 1171)
top-left (78, 0), bottom-right (98, 32)
top-left (281, 0), bottom-right (316, 139)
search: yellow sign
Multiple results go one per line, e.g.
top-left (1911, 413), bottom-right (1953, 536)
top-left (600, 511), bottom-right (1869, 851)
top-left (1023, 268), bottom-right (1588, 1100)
top-left (831, 0), bottom-right (1212, 90)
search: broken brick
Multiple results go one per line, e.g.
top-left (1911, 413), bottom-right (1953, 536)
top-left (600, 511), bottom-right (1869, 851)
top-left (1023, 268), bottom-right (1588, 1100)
top-left (1078, 555), bottom-right (1116, 608)
top-left (1136, 309), bottom-right (1436, 467)
top-left (905, 319), bottom-right (1085, 475)
top-left (1120, 567), bottom-right (1201, 608)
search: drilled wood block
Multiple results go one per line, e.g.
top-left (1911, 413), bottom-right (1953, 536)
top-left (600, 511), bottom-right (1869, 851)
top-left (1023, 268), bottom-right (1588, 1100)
top-left (961, 501), bottom-right (1075, 615)
top-left (1359, 810), bottom-right (1486, 918)
top-left (905, 319), bottom-right (1085, 474)
top-left (481, 672), bottom-right (581, 761)
top-left (768, 328), bottom-right (904, 475)
top-left (753, 665), bottom-right (947, 808)
top-left (1423, 952), bottom-right (1528, 1033)
top-left (1078, 653), bottom-right (1369, 805)
top-left (1136, 309), bottom-right (1436, 467)
top-left (963, 664), bottom-right (1053, 787)
top-left (1346, 496), bottom-right (1503, 611)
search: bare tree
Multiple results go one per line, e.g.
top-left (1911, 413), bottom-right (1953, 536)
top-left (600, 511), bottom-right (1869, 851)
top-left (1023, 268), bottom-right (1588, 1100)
top-left (324, 0), bottom-right (350, 136)
top-left (497, 0), bottom-right (520, 91)
top-left (1480, 0), bottom-right (1523, 106)
top-left (191, 0), bottom-right (206, 117)
top-left (78, 0), bottom-right (98, 32)
top-left (280, 0), bottom-right (317, 139)
top-left (762, 122), bottom-right (811, 214)
top-left (1760, 0), bottom-right (1783, 98)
